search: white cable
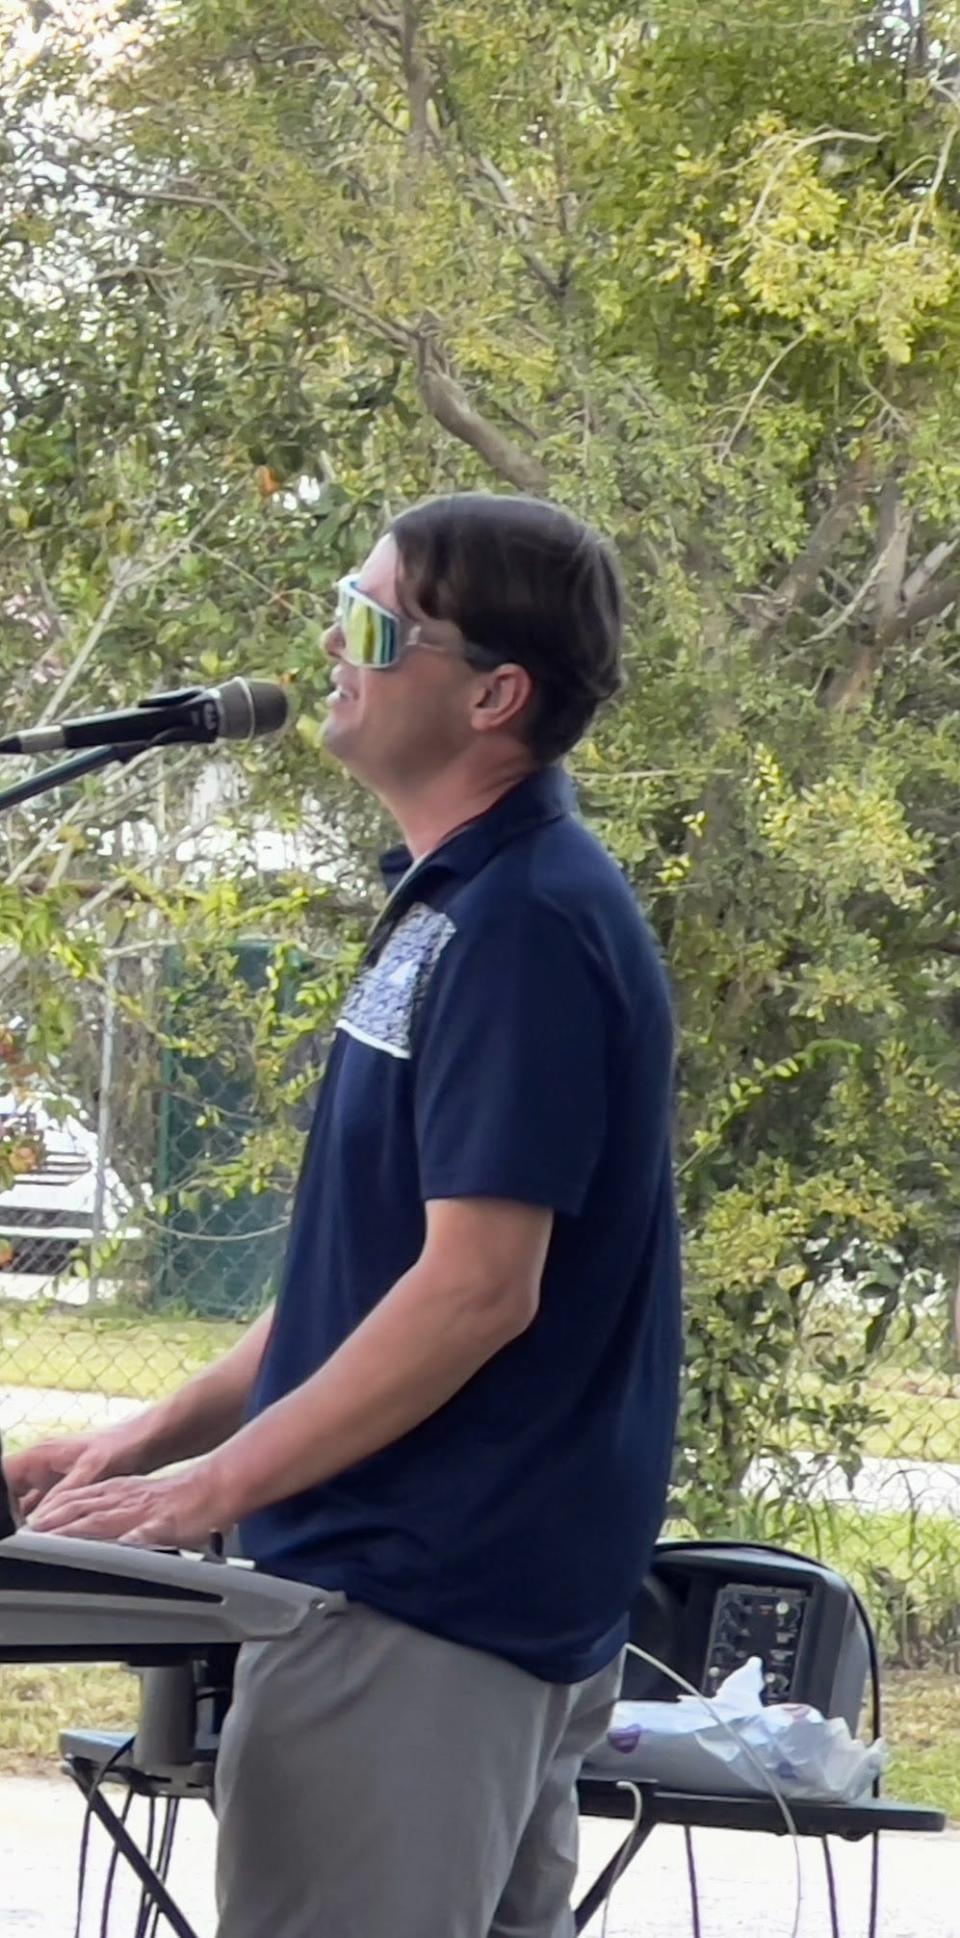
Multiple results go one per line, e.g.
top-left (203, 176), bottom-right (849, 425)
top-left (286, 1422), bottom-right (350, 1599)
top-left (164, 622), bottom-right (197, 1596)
top-left (594, 1643), bottom-right (804, 1938)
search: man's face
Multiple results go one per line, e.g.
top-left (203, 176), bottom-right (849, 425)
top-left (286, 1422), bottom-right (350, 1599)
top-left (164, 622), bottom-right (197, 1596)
top-left (323, 534), bottom-right (487, 790)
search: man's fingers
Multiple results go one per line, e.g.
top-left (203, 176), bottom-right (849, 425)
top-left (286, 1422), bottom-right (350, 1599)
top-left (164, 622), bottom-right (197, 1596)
top-left (23, 1475), bottom-right (72, 1513)
top-left (28, 1484), bottom-right (126, 1533)
top-left (29, 1506), bottom-right (131, 1541)
top-left (37, 1466), bottom-right (102, 1511)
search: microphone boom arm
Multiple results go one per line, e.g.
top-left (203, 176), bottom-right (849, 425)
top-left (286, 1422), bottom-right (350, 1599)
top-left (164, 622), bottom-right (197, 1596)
top-left (0, 739), bottom-right (155, 816)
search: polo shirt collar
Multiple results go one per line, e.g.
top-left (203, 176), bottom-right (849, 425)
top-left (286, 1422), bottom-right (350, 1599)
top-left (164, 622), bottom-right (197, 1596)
top-left (379, 766), bottom-right (575, 895)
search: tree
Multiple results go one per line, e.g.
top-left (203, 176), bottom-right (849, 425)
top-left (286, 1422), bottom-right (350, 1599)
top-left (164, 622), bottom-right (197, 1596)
top-left (4, 0), bottom-right (960, 1518)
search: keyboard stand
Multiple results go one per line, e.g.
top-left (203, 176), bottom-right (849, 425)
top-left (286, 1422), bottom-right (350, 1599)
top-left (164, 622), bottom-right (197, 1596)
top-left (62, 1729), bottom-right (214, 1938)
top-left (61, 1729), bottom-right (948, 1938)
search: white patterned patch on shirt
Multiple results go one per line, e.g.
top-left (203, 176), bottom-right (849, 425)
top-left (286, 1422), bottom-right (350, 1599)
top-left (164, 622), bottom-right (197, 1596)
top-left (336, 902), bottom-right (456, 1060)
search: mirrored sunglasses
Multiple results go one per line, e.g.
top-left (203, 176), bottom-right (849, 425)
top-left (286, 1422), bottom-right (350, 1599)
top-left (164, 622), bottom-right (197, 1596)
top-left (335, 575), bottom-right (421, 669)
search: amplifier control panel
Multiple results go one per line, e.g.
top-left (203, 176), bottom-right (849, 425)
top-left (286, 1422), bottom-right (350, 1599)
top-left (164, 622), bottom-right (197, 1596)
top-left (703, 1582), bottom-right (808, 1701)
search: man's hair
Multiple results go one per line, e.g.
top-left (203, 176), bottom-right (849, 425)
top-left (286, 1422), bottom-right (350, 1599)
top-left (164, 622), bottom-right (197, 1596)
top-left (390, 493), bottom-right (624, 763)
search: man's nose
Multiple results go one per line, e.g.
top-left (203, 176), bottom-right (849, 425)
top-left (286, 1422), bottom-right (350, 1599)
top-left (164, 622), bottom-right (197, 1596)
top-left (324, 623), bottom-right (345, 662)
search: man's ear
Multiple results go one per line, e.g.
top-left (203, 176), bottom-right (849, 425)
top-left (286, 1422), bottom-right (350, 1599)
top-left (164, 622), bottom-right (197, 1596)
top-left (471, 663), bottom-right (533, 733)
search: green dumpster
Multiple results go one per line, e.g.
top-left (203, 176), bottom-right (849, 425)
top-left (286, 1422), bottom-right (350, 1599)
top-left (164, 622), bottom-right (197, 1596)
top-left (152, 939), bottom-right (304, 1317)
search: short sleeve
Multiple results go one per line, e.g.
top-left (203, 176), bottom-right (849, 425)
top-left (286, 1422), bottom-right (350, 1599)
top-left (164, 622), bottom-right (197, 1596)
top-left (413, 905), bottom-right (608, 1216)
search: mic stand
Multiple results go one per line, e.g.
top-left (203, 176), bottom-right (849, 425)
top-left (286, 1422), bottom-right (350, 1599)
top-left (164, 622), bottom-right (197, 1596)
top-left (0, 741), bottom-right (160, 1518)
top-left (0, 729), bottom-right (203, 1932)
top-left (0, 739), bottom-right (152, 816)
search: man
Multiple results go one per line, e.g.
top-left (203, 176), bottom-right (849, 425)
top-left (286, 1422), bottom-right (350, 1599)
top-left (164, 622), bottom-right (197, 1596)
top-left (4, 492), bottom-right (682, 1938)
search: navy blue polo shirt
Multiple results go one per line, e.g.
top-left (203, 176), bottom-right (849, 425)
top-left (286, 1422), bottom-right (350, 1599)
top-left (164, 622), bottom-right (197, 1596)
top-left (241, 768), bottom-right (681, 1683)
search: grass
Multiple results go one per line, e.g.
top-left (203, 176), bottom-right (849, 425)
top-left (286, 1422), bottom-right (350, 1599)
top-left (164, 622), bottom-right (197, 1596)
top-left (0, 1300), bottom-right (247, 1402)
top-left (0, 1664), bottom-right (137, 1771)
top-left (855, 1388), bottom-right (960, 1463)
top-left (781, 1364), bottom-right (960, 1464)
top-left (882, 1672), bottom-right (960, 1820)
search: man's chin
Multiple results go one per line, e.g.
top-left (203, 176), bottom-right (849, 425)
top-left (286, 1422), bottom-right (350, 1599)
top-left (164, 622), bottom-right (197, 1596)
top-left (322, 708), bottom-right (349, 752)
top-left (322, 711), bottom-right (365, 776)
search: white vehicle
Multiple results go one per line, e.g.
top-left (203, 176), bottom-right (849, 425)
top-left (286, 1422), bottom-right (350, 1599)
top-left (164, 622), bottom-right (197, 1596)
top-left (0, 1092), bottom-right (128, 1280)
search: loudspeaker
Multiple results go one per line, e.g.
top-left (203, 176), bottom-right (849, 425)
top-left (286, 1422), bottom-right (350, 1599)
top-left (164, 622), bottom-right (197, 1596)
top-left (629, 1541), bottom-right (870, 1732)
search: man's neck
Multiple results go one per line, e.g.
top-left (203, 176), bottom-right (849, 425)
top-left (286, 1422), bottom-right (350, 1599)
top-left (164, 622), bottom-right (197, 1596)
top-left (384, 758), bottom-right (538, 861)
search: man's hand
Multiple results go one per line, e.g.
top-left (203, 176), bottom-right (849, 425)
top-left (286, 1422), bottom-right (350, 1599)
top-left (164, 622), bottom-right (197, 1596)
top-left (3, 1423), bottom-right (146, 1522)
top-left (25, 1459), bottom-right (226, 1550)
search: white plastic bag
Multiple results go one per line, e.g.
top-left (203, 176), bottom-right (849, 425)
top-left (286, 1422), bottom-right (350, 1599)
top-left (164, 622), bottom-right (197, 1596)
top-left (584, 1656), bottom-right (887, 1802)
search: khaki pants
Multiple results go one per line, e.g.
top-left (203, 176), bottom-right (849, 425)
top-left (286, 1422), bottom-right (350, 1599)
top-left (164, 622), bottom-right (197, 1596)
top-left (215, 1590), bottom-right (622, 1938)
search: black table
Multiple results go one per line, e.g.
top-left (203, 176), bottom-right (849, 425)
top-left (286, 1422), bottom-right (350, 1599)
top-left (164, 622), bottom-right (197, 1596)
top-left (59, 1727), bottom-right (948, 1938)
top-left (575, 1772), bottom-right (947, 1935)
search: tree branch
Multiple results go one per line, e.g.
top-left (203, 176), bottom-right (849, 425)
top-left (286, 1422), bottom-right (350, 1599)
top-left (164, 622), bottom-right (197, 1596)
top-left (34, 490), bottom-right (243, 728)
top-left (806, 546), bottom-right (890, 646)
top-left (415, 320), bottom-right (548, 493)
top-left (751, 446), bottom-right (875, 640)
top-left (474, 156), bottom-right (568, 303)
top-left (820, 481), bottom-right (912, 711)
top-left (901, 536), bottom-right (958, 606)
top-left (872, 480), bottom-right (912, 634)
top-left (717, 333), bottom-right (805, 463)
top-left (401, 3), bottom-right (431, 163)
top-left (908, 115), bottom-right (958, 243)
top-left (42, 143), bottom-right (553, 489)
top-left (71, 171), bottom-right (290, 276)
top-left (890, 571), bottom-right (960, 640)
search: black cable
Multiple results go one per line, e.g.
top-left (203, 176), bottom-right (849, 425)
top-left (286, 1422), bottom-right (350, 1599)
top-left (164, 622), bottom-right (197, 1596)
top-left (74, 1737), bottom-right (136, 1938)
top-left (868, 1830), bottom-right (880, 1938)
top-left (682, 1826), bottom-right (703, 1938)
top-left (133, 1798), bottom-right (158, 1938)
top-left (159, 1798), bottom-right (179, 1881)
top-left (821, 1836), bottom-right (841, 1938)
top-left (146, 1800), bottom-right (180, 1938)
top-left (99, 1789), bottom-right (135, 1938)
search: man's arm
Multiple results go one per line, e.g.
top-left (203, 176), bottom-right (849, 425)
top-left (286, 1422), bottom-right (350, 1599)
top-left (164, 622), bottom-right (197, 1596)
top-left (9, 1303), bottom-right (274, 1520)
top-left (209, 1199), bottom-right (549, 1525)
top-left (27, 1205), bottom-right (550, 1543)
top-left (133, 1301), bottom-right (276, 1469)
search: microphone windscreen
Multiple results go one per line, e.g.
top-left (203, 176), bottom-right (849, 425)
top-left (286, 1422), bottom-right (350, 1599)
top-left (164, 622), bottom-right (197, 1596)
top-left (217, 677), bottom-right (290, 742)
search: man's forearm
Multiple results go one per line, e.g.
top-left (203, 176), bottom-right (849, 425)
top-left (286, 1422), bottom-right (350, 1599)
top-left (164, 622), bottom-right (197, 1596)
top-left (206, 1259), bottom-right (531, 1528)
top-left (130, 1304), bottom-right (275, 1471)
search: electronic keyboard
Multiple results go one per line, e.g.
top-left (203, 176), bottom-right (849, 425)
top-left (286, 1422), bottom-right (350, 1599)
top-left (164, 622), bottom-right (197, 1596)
top-left (0, 1528), bottom-right (323, 1663)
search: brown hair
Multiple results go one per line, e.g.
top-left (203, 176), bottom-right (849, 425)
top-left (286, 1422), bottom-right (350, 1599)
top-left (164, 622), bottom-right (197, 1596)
top-left (390, 493), bottom-right (624, 762)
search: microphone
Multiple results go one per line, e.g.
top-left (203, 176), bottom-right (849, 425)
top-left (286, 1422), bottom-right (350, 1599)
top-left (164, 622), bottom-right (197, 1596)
top-left (0, 677), bottom-right (290, 756)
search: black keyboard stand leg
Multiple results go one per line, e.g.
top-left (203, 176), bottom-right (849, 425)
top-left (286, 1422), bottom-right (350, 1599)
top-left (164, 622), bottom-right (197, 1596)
top-left (65, 1759), bottom-right (201, 1938)
top-left (574, 1809), bottom-right (656, 1934)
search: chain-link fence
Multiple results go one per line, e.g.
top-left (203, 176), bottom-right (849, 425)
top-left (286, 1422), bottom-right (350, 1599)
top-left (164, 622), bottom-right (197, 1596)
top-left (2, 943), bottom-right (959, 1699)
top-left (0, 930), bottom-right (320, 1443)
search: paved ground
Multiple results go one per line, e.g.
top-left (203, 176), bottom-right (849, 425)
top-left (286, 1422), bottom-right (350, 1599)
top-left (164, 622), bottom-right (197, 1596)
top-left (747, 1450), bottom-right (960, 1519)
top-left (0, 1774), bottom-right (956, 1936)
top-left (0, 1383), bottom-right (142, 1434)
